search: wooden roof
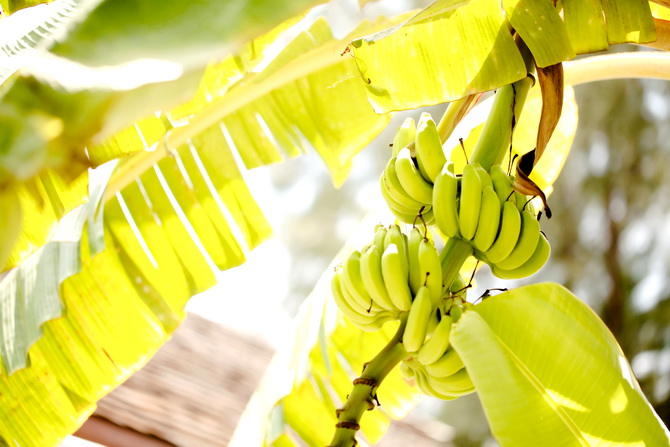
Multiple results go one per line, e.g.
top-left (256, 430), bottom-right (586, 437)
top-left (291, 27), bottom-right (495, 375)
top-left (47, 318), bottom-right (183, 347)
top-left (76, 313), bottom-right (452, 446)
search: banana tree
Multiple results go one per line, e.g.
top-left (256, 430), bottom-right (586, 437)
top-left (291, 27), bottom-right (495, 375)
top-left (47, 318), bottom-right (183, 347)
top-left (1, 0), bottom-right (670, 446)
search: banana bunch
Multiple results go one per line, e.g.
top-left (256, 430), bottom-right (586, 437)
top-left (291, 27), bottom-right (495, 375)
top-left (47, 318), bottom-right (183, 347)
top-left (330, 224), bottom-right (444, 332)
top-left (400, 305), bottom-right (475, 400)
top-left (380, 113), bottom-right (447, 225)
top-left (433, 163), bottom-right (551, 279)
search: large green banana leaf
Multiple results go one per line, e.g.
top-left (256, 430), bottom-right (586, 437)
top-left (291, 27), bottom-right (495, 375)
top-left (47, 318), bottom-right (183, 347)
top-left (234, 87), bottom-right (578, 445)
top-left (350, 0), bottom-right (657, 113)
top-left (451, 283), bottom-right (670, 446)
top-left (0, 2), bottom-right (418, 445)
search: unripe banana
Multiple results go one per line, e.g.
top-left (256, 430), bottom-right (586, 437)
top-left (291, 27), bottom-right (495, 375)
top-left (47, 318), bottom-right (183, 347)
top-left (458, 163), bottom-right (483, 240)
top-left (513, 191), bottom-right (531, 212)
top-left (413, 366), bottom-right (460, 400)
top-left (484, 201), bottom-right (521, 264)
top-left (490, 164), bottom-right (514, 204)
top-left (427, 368), bottom-right (475, 395)
top-left (417, 314), bottom-right (453, 365)
top-left (472, 186), bottom-right (501, 253)
top-left (373, 225), bottom-right (387, 251)
top-left (432, 163), bottom-right (460, 238)
top-left (491, 233), bottom-right (551, 279)
top-left (425, 347), bottom-right (465, 378)
top-left (446, 274), bottom-right (469, 300)
top-left (395, 147), bottom-right (433, 204)
top-left (496, 209), bottom-right (540, 271)
top-left (408, 227), bottom-right (423, 294)
top-left (399, 361), bottom-right (415, 380)
top-left (417, 238), bottom-right (443, 306)
top-left (403, 286), bottom-right (433, 352)
top-left (384, 224), bottom-right (409, 277)
top-left (392, 117), bottom-right (416, 157)
top-left (414, 112), bottom-right (446, 183)
top-left (381, 243), bottom-right (413, 311)
top-left (380, 183), bottom-right (428, 219)
top-left (473, 163), bottom-right (493, 191)
top-left (360, 245), bottom-right (396, 311)
top-left (342, 250), bottom-right (383, 313)
top-left (332, 269), bottom-right (381, 328)
top-left (426, 307), bottom-right (440, 336)
top-left (449, 304), bottom-right (463, 322)
top-left (381, 158), bottom-right (426, 210)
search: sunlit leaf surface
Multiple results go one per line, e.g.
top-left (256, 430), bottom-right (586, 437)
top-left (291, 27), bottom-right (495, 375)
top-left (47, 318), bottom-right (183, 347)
top-left (451, 283), bottom-right (670, 446)
top-left (351, 0), bottom-right (655, 113)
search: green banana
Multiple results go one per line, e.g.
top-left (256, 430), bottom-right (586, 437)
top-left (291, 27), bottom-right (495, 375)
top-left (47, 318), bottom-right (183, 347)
top-left (472, 185), bottom-right (501, 253)
top-left (392, 117), bottom-right (416, 157)
top-left (485, 201), bottom-right (521, 264)
top-left (425, 346), bottom-right (465, 378)
top-left (373, 225), bottom-right (387, 251)
top-left (490, 164), bottom-right (514, 204)
top-left (384, 224), bottom-right (409, 278)
top-left (432, 163), bottom-right (460, 238)
top-left (381, 158), bottom-right (426, 210)
top-left (417, 238), bottom-right (443, 306)
top-left (331, 270), bottom-right (384, 329)
top-left (417, 314), bottom-right (453, 365)
top-left (449, 304), bottom-right (463, 322)
top-left (496, 209), bottom-right (540, 271)
top-left (342, 250), bottom-right (383, 313)
top-left (380, 182), bottom-right (428, 218)
top-left (414, 112), bottom-right (446, 183)
top-left (360, 245), bottom-right (397, 311)
top-left (395, 147), bottom-right (433, 204)
top-left (403, 286), bottom-right (433, 352)
top-left (408, 227), bottom-right (423, 294)
top-left (381, 243), bottom-right (413, 311)
top-left (399, 361), bottom-right (415, 380)
top-left (491, 233), bottom-right (551, 279)
top-left (413, 366), bottom-right (459, 400)
top-left (426, 307), bottom-right (440, 336)
top-left (458, 163), bottom-right (483, 240)
top-left (427, 368), bottom-right (475, 395)
top-left (473, 163), bottom-right (493, 191)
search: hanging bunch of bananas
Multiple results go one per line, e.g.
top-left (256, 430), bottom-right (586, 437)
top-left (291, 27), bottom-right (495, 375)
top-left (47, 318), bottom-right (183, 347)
top-left (433, 162), bottom-right (550, 279)
top-left (330, 224), bottom-right (443, 332)
top-left (379, 113), bottom-right (447, 225)
top-left (400, 305), bottom-right (475, 400)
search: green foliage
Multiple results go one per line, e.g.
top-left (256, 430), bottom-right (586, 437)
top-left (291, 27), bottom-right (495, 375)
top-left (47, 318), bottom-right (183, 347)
top-left (0, 0), bottom-right (669, 446)
top-left (452, 283), bottom-right (670, 445)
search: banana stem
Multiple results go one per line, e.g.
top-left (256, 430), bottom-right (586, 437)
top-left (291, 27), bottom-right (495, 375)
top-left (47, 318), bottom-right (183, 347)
top-left (439, 238), bottom-right (474, 289)
top-left (468, 76), bottom-right (534, 171)
top-left (329, 313), bottom-right (409, 447)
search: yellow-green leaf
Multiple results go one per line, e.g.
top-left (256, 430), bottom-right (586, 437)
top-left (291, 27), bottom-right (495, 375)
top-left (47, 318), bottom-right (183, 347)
top-left (451, 283), bottom-right (670, 446)
top-left (351, 0), bottom-right (526, 113)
